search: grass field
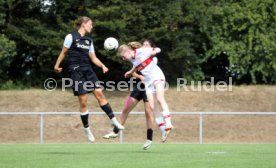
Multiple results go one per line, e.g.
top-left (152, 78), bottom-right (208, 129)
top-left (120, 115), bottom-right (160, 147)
top-left (0, 144), bottom-right (275, 168)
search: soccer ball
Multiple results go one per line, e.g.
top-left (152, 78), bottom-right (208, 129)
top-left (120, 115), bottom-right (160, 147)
top-left (104, 37), bottom-right (119, 51)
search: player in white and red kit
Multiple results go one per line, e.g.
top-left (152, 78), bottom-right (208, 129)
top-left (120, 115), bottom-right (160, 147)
top-left (118, 43), bottom-right (173, 141)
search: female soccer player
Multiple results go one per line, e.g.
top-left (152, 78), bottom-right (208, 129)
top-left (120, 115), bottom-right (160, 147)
top-left (118, 42), bottom-right (173, 140)
top-left (103, 41), bottom-right (155, 149)
top-left (54, 16), bottom-right (124, 143)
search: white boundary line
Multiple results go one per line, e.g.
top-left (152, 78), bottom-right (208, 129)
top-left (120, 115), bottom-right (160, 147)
top-left (0, 112), bottom-right (276, 115)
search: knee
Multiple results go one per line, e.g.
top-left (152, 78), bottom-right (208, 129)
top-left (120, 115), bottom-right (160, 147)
top-left (145, 111), bottom-right (152, 119)
top-left (148, 102), bottom-right (154, 111)
top-left (145, 102), bottom-right (153, 113)
top-left (97, 94), bottom-right (106, 102)
top-left (95, 91), bottom-right (106, 104)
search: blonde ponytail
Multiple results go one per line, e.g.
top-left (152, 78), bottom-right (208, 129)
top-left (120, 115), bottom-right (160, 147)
top-left (127, 41), bottom-right (142, 49)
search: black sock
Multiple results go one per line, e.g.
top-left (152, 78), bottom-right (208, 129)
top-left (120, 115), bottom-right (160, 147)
top-left (100, 103), bottom-right (115, 119)
top-left (147, 129), bottom-right (153, 141)
top-left (80, 113), bottom-right (89, 128)
top-left (113, 126), bottom-right (119, 134)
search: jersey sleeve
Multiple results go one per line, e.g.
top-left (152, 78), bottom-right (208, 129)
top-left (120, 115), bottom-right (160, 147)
top-left (63, 34), bottom-right (73, 48)
top-left (89, 42), bottom-right (95, 53)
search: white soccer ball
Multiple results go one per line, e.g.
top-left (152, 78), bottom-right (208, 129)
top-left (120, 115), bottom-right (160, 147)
top-left (104, 37), bottom-right (119, 51)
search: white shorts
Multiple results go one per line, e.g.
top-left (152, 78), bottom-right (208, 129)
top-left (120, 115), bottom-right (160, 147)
top-left (143, 65), bottom-right (165, 94)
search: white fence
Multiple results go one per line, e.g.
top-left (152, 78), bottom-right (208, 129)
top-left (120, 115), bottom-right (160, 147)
top-left (0, 112), bottom-right (276, 144)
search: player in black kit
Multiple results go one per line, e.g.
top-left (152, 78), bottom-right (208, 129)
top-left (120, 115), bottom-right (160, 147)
top-left (54, 16), bottom-right (124, 143)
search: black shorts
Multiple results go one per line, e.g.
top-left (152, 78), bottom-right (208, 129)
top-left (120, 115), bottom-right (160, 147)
top-left (68, 64), bottom-right (100, 96)
top-left (130, 83), bottom-right (148, 102)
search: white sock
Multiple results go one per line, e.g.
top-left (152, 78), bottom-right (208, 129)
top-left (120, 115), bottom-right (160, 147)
top-left (155, 117), bottom-right (166, 132)
top-left (80, 110), bottom-right (89, 116)
top-left (163, 111), bottom-right (172, 127)
top-left (111, 117), bottom-right (118, 125)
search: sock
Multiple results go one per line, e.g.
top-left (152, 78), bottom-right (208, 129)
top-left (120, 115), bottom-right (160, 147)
top-left (163, 111), bottom-right (172, 127)
top-left (101, 103), bottom-right (115, 119)
top-left (155, 117), bottom-right (166, 132)
top-left (113, 126), bottom-right (119, 134)
top-left (147, 128), bottom-right (153, 141)
top-left (80, 111), bottom-right (89, 128)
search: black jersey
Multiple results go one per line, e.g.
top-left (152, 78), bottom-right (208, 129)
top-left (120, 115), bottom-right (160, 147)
top-left (67, 31), bottom-right (93, 66)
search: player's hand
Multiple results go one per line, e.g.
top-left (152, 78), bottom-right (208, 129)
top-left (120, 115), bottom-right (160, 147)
top-left (102, 65), bottom-right (109, 74)
top-left (54, 66), bottom-right (63, 73)
top-left (124, 71), bottom-right (132, 78)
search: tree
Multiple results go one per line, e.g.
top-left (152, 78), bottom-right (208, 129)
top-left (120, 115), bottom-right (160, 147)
top-left (0, 0), bottom-right (275, 87)
top-left (0, 34), bottom-right (16, 84)
top-left (0, 0), bottom-right (16, 86)
top-left (201, 0), bottom-right (276, 83)
top-left (89, 0), bottom-right (206, 82)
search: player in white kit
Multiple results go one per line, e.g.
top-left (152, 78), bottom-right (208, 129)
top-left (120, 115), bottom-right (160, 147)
top-left (118, 43), bottom-right (173, 141)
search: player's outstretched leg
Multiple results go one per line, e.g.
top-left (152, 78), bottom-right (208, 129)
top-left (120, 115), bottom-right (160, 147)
top-left (155, 82), bottom-right (173, 138)
top-left (93, 89), bottom-right (125, 130)
top-left (103, 96), bottom-right (140, 139)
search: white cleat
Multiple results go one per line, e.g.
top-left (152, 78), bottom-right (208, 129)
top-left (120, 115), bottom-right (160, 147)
top-left (143, 140), bottom-right (152, 150)
top-left (111, 118), bottom-right (125, 130)
top-left (83, 127), bottom-right (95, 143)
top-left (165, 124), bottom-right (173, 139)
top-left (103, 131), bottom-right (118, 139)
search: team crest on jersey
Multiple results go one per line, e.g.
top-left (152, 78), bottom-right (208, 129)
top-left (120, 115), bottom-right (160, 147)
top-left (85, 40), bottom-right (89, 45)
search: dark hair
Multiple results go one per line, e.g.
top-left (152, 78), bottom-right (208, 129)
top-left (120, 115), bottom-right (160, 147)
top-left (75, 16), bottom-right (91, 29)
top-left (142, 39), bottom-right (156, 47)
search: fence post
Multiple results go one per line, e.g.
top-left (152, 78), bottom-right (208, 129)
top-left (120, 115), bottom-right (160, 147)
top-left (40, 113), bottom-right (44, 144)
top-left (120, 130), bottom-right (123, 144)
top-left (199, 112), bottom-right (203, 144)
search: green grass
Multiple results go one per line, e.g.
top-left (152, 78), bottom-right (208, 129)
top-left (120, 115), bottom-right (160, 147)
top-left (0, 144), bottom-right (276, 168)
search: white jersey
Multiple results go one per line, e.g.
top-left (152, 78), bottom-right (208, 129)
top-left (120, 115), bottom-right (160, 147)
top-left (130, 48), bottom-right (165, 94)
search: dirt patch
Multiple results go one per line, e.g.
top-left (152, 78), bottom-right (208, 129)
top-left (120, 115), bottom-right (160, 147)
top-left (0, 86), bottom-right (275, 143)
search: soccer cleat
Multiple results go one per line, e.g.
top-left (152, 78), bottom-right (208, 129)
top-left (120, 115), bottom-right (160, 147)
top-left (83, 127), bottom-right (95, 143)
top-left (103, 131), bottom-right (119, 139)
top-left (165, 124), bottom-right (173, 141)
top-left (165, 124), bottom-right (173, 133)
top-left (111, 118), bottom-right (125, 130)
top-left (143, 140), bottom-right (152, 150)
